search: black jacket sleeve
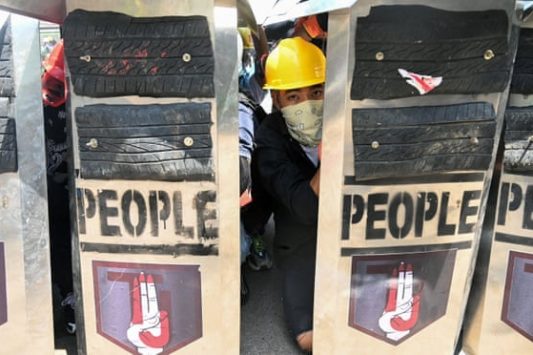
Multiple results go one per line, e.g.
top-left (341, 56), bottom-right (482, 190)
top-left (256, 129), bottom-right (318, 226)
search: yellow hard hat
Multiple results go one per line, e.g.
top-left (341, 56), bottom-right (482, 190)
top-left (263, 37), bottom-right (326, 90)
top-left (238, 27), bottom-right (254, 49)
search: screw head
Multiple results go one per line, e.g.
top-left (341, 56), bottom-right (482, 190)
top-left (182, 53), bottom-right (192, 62)
top-left (86, 138), bottom-right (98, 149)
top-left (184, 137), bottom-right (194, 147)
top-left (371, 141), bottom-right (380, 150)
top-left (80, 55), bottom-right (91, 62)
top-left (375, 51), bottom-right (384, 61)
top-left (483, 49), bottom-right (495, 61)
top-left (470, 137), bottom-right (479, 145)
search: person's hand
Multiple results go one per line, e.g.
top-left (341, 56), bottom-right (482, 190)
top-left (127, 273), bottom-right (170, 354)
top-left (378, 263), bottom-right (421, 341)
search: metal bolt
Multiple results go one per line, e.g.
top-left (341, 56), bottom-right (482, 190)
top-left (470, 137), bottom-right (479, 145)
top-left (80, 55), bottom-right (91, 62)
top-left (182, 53), bottom-right (192, 62)
top-left (184, 137), bottom-right (194, 147)
top-left (483, 49), bottom-right (495, 61)
top-left (86, 138), bottom-right (98, 149)
top-left (371, 141), bottom-right (380, 150)
top-left (375, 51), bottom-right (384, 61)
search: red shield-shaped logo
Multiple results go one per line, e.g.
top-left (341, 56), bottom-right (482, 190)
top-left (0, 242), bottom-right (6, 326)
top-left (348, 250), bottom-right (456, 345)
top-left (502, 251), bottom-right (533, 342)
top-left (93, 261), bottom-right (202, 354)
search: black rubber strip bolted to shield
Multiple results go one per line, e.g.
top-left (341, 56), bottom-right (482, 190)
top-left (503, 28), bottom-right (533, 173)
top-left (503, 107), bottom-right (533, 173)
top-left (0, 18), bottom-right (13, 98)
top-left (76, 102), bottom-right (214, 181)
top-left (511, 28), bottom-right (533, 95)
top-left (351, 5), bottom-right (512, 100)
top-left (63, 9), bottom-right (215, 98)
top-left (352, 102), bottom-right (496, 180)
top-left (0, 16), bottom-right (16, 173)
top-left (0, 117), bottom-right (16, 173)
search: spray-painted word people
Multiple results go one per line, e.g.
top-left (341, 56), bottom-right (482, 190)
top-left (342, 189), bottom-right (482, 240)
top-left (76, 187), bottom-right (217, 239)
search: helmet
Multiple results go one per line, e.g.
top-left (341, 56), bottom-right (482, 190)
top-left (263, 37), bottom-right (325, 90)
top-left (237, 32), bottom-right (244, 72)
top-left (42, 40), bottom-right (66, 107)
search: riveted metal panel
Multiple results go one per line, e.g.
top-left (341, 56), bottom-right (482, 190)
top-left (313, 1), bottom-right (518, 354)
top-left (462, 14), bottom-right (533, 354)
top-left (64, 1), bottom-right (239, 354)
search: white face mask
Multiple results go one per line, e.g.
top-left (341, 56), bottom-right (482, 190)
top-left (280, 99), bottom-right (323, 147)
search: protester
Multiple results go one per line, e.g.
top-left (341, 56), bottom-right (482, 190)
top-left (42, 40), bottom-right (75, 335)
top-left (254, 37), bottom-right (325, 351)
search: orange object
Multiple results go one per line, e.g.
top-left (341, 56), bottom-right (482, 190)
top-left (240, 188), bottom-right (252, 207)
top-left (302, 15), bottom-right (326, 39)
top-left (42, 40), bottom-right (66, 107)
top-left (43, 39), bottom-right (65, 82)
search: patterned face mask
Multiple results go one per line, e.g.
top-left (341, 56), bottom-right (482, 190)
top-left (281, 99), bottom-right (323, 147)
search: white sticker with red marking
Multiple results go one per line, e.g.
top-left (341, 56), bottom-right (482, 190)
top-left (398, 68), bottom-right (443, 95)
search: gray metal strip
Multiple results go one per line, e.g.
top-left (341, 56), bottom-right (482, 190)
top-left (13, 14), bottom-right (54, 353)
top-left (0, 0), bottom-right (65, 24)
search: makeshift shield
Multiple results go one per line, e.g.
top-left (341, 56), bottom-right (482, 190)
top-left (313, 0), bottom-right (519, 354)
top-left (462, 10), bottom-right (533, 353)
top-left (0, 14), bottom-right (54, 354)
top-left (62, 1), bottom-right (240, 354)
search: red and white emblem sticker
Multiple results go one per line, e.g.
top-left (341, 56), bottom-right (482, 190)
top-left (398, 68), bottom-right (443, 95)
top-left (501, 251), bottom-right (533, 341)
top-left (93, 261), bottom-right (203, 354)
top-left (378, 263), bottom-right (421, 342)
top-left (348, 250), bottom-right (456, 345)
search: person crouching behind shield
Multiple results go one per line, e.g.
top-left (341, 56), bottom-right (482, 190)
top-left (42, 39), bottom-right (76, 335)
top-left (254, 37), bottom-right (325, 352)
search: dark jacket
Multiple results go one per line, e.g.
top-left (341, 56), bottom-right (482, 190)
top-left (254, 111), bottom-right (319, 253)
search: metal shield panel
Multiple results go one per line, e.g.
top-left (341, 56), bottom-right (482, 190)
top-left (0, 14), bottom-right (54, 354)
top-left (93, 261), bottom-right (202, 353)
top-left (66, 1), bottom-right (239, 354)
top-left (462, 24), bottom-right (533, 351)
top-left (349, 250), bottom-right (456, 345)
top-left (501, 251), bottom-right (533, 341)
top-left (313, 1), bottom-right (517, 354)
